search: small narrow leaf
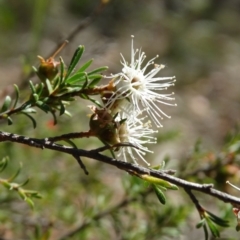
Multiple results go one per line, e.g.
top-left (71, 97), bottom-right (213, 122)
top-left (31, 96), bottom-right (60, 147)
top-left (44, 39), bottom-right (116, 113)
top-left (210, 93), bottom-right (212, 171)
top-left (13, 84), bottom-right (19, 108)
top-left (50, 110), bottom-right (57, 125)
top-left (59, 56), bottom-right (65, 85)
top-left (77, 59), bottom-right (93, 73)
top-left (21, 108), bottom-right (37, 114)
top-left (18, 178), bottom-right (30, 187)
top-left (88, 76), bottom-right (102, 88)
top-left (203, 224), bottom-right (209, 240)
top-left (82, 74), bottom-right (89, 89)
top-left (206, 211), bottom-right (229, 227)
top-left (0, 157), bottom-right (9, 173)
top-left (64, 139), bottom-right (78, 148)
top-left (66, 72), bottom-right (86, 84)
top-left (59, 101), bottom-right (65, 116)
top-left (33, 93), bottom-right (39, 102)
top-left (25, 197), bottom-right (35, 210)
top-left (45, 79), bottom-right (53, 95)
top-left (153, 184), bottom-right (166, 204)
top-left (29, 81), bottom-right (36, 93)
top-left (140, 174), bottom-right (179, 190)
top-left (36, 83), bottom-right (44, 96)
top-left (206, 218), bottom-right (220, 238)
top-left (196, 218), bottom-right (206, 228)
top-left (88, 66), bottom-right (108, 75)
top-left (1, 96), bottom-right (12, 113)
top-left (7, 116), bottom-right (13, 125)
top-left (65, 45), bottom-right (84, 79)
top-left (21, 112), bottom-right (37, 128)
top-left (8, 163), bottom-right (22, 182)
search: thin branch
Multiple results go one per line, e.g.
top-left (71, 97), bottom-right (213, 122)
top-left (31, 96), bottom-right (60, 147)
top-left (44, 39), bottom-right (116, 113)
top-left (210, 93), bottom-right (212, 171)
top-left (184, 188), bottom-right (203, 212)
top-left (44, 130), bottom-right (94, 142)
top-left (72, 154), bottom-right (88, 175)
top-left (1, 131), bottom-right (240, 206)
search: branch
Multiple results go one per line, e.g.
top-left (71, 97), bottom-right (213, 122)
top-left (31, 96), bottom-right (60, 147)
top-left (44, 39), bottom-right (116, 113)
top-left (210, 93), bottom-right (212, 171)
top-left (1, 130), bottom-right (240, 206)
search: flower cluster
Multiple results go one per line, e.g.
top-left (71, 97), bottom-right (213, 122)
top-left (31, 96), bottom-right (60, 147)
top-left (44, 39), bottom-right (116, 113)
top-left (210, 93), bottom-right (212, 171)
top-left (90, 36), bottom-right (176, 165)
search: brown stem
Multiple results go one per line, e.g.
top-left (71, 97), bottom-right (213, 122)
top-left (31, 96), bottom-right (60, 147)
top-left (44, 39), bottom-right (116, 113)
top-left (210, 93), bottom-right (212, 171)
top-left (1, 131), bottom-right (240, 206)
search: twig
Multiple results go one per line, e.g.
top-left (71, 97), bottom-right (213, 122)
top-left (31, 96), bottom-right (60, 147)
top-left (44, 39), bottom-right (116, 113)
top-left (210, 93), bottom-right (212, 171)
top-left (1, 131), bottom-right (240, 206)
top-left (72, 154), bottom-right (88, 175)
top-left (44, 130), bottom-right (94, 142)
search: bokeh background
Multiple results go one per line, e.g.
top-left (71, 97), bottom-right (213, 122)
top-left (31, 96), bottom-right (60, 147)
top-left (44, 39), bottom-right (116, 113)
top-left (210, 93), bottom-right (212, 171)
top-left (0, 0), bottom-right (240, 239)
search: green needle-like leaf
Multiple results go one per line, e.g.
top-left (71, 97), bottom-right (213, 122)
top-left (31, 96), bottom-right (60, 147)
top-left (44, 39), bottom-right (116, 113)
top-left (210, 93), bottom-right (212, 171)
top-left (88, 76), bottom-right (102, 88)
top-left (59, 101), bottom-right (65, 116)
top-left (8, 163), bottom-right (22, 182)
top-left (29, 80), bottom-right (36, 94)
top-left (196, 218), bottom-right (206, 228)
top-left (206, 211), bottom-right (229, 227)
top-left (13, 84), bottom-right (19, 109)
top-left (88, 66), bottom-right (108, 75)
top-left (153, 184), bottom-right (166, 205)
top-left (0, 157), bottom-right (9, 173)
top-left (45, 79), bottom-right (53, 95)
top-left (7, 116), bottom-right (13, 125)
top-left (21, 112), bottom-right (37, 128)
top-left (66, 72), bottom-right (86, 84)
top-left (59, 56), bottom-right (65, 85)
top-left (206, 217), bottom-right (220, 238)
top-left (203, 224), bottom-right (209, 240)
top-left (140, 174), bottom-right (178, 190)
top-left (65, 45), bottom-right (84, 80)
top-left (1, 96), bottom-right (12, 113)
top-left (77, 59), bottom-right (93, 73)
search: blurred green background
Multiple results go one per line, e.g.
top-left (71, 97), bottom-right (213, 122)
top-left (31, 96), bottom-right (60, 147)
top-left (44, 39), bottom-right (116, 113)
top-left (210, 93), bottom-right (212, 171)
top-left (0, 0), bottom-right (240, 239)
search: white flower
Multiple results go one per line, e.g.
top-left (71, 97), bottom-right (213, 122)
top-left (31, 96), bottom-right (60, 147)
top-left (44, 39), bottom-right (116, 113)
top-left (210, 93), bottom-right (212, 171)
top-left (116, 111), bottom-right (157, 165)
top-left (106, 35), bottom-right (176, 127)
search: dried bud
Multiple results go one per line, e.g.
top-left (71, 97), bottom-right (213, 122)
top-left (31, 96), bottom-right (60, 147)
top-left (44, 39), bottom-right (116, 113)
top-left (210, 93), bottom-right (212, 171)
top-left (36, 40), bottom-right (68, 81)
top-left (37, 56), bottom-right (60, 81)
top-left (89, 107), bottom-right (120, 145)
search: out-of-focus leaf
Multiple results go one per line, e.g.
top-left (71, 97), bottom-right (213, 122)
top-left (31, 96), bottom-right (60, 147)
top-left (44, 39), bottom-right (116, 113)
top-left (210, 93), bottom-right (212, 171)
top-left (0, 157), bottom-right (8, 173)
top-left (29, 80), bottom-right (36, 93)
top-left (7, 116), bottom-right (13, 125)
top-left (88, 76), bottom-right (102, 88)
top-left (21, 108), bottom-right (37, 114)
top-left (206, 211), bottom-right (229, 227)
top-left (25, 197), bottom-right (35, 210)
top-left (153, 184), bottom-right (166, 204)
top-left (8, 163), bottom-right (22, 182)
top-left (13, 84), bottom-right (19, 108)
top-left (206, 217), bottom-right (220, 238)
top-left (33, 93), bottom-right (39, 102)
top-left (59, 101), bottom-right (65, 116)
top-left (65, 45), bottom-right (84, 80)
top-left (196, 218), bottom-right (206, 228)
top-left (36, 82), bottom-right (44, 96)
top-left (59, 56), bottom-right (65, 85)
top-left (21, 112), bottom-right (37, 128)
top-left (203, 224), bottom-right (208, 240)
top-left (1, 96), bottom-right (11, 113)
top-left (45, 79), bottom-right (53, 95)
top-left (140, 174), bottom-right (178, 190)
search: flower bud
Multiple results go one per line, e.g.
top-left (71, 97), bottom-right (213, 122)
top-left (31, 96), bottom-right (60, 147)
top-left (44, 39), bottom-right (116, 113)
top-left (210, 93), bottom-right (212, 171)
top-left (37, 56), bottom-right (60, 81)
top-left (89, 107), bottom-right (120, 145)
